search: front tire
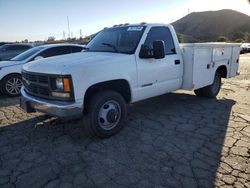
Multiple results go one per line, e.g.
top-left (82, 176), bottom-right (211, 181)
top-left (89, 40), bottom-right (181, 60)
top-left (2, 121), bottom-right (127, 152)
top-left (84, 90), bottom-right (127, 138)
top-left (1, 74), bottom-right (23, 97)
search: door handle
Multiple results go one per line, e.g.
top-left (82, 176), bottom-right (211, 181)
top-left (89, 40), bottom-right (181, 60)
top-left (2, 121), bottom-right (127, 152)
top-left (175, 60), bottom-right (180, 65)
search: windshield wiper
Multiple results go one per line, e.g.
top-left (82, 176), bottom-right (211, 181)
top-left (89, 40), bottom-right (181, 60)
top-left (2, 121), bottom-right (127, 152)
top-left (101, 43), bottom-right (119, 53)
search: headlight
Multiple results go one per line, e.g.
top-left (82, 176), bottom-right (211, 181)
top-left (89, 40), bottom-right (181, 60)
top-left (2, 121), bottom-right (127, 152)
top-left (51, 77), bottom-right (73, 99)
top-left (53, 77), bottom-right (71, 92)
top-left (56, 78), bottom-right (64, 90)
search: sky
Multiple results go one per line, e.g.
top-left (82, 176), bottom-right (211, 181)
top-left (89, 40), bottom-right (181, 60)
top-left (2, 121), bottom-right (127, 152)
top-left (0, 0), bottom-right (249, 42)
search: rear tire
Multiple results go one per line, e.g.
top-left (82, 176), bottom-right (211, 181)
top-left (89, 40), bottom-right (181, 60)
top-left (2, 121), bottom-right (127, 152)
top-left (1, 74), bottom-right (23, 97)
top-left (194, 71), bottom-right (221, 98)
top-left (84, 90), bottom-right (127, 138)
top-left (202, 71), bottom-right (221, 98)
top-left (194, 88), bottom-right (204, 97)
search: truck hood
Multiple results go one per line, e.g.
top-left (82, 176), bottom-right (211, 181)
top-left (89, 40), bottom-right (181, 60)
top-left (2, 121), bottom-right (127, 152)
top-left (22, 52), bottom-right (131, 74)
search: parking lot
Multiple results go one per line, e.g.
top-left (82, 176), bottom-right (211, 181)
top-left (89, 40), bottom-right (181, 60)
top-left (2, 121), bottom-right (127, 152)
top-left (0, 54), bottom-right (249, 188)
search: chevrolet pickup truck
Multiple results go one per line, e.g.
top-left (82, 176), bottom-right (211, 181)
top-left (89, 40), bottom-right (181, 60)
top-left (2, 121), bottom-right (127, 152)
top-left (20, 23), bottom-right (240, 138)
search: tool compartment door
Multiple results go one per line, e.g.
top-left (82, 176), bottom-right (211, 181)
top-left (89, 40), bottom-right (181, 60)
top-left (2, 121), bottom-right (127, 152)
top-left (229, 46), bottom-right (240, 77)
top-left (193, 48), bottom-right (214, 89)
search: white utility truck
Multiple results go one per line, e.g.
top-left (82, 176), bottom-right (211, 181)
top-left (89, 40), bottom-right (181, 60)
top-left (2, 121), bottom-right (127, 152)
top-left (20, 24), bottom-right (240, 138)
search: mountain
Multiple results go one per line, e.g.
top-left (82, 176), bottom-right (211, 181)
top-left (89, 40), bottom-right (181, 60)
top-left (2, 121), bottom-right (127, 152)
top-left (172, 9), bottom-right (250, 42)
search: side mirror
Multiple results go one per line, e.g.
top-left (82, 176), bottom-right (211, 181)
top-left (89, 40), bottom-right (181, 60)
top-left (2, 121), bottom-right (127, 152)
top-left (34, 56), bottom-right (43, 60)
top-left (153, 40), bottom-right (165, 59)
top-left (139, 45), bottom-right (154, 59)
top-left (139, 40), bottom-right (165, 59)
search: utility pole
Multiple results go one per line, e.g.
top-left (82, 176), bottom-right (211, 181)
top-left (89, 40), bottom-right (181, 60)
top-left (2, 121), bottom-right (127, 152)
top-left (80, 29), bottom-right (82, 38)
top-left (63, 31), bottom-right (65, 40)
top-left (67, 16), bottom-right (71, 39)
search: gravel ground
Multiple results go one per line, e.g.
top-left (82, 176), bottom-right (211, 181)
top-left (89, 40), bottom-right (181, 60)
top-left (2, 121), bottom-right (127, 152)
top-left (0, 54), bottom-right (249, 188)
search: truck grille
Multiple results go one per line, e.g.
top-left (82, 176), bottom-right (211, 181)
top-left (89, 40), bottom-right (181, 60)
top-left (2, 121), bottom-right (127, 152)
top-left (22, 71), bottom-right (50, 98)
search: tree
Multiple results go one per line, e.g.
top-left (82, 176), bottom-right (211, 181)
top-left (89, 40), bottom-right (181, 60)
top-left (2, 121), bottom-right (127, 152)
top-left (47, 36), bottom-right (55, 42)
top-left (22, 39), bottom-right (28, 43)
top-left (217, 36), bottom-right (229, 42)
top-left (232, 31), bottom-right (245, 41)
top-left (244, 32), bottom-right (250, 43)
top-left (177, 33), bottom-right (184, 43)
top-left (235, 38), bottom-right (245, 43)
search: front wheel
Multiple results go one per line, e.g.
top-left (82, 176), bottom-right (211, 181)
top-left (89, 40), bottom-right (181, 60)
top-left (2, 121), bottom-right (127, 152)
top-left (84, 90), bottom-right (127, 138)
top-left (1, 74), bottom-right (23, 97)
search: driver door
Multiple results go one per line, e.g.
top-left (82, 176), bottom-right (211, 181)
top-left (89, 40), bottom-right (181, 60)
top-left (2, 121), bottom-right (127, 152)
top-left (135, 26), bottom-right (182, 99)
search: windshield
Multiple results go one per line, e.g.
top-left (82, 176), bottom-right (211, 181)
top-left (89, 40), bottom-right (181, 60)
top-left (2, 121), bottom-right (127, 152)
top-left (86, 26), bottom-right (146, 54)
top-left (11, 46), bottom-right (44, 61)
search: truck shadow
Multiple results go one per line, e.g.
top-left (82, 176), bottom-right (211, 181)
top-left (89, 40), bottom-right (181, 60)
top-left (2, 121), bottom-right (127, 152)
top-left (0, 92), bottom-right (235, 187)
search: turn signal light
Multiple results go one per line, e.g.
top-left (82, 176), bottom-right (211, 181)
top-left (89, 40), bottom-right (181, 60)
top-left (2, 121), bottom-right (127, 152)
top-left (63, 78), bottom-right (71, 92)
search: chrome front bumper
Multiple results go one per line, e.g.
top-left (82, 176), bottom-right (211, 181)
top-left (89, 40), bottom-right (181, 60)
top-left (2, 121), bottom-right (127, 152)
top-left (20, 88), bottom-right (83, 119)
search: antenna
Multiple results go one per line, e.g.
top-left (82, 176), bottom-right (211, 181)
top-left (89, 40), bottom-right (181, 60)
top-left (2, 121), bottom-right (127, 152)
top-left (67, 16), bottom-right (71, 39)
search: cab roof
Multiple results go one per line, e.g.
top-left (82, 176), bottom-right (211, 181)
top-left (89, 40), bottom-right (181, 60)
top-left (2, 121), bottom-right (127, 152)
top-left (111, 23), bottom-right (171, 28)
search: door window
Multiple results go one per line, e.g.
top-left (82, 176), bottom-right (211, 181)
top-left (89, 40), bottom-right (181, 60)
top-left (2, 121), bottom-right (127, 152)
top-left (19, 45), bottom-right (31, 50)
top-left (6, 45), bottom-right (20, 51)
top-left (144, 27), bottom-right (176, 55)
top-left (40, 46), bottom-right (71, 58)
top-left (71, 46), bottom-right (83, 53)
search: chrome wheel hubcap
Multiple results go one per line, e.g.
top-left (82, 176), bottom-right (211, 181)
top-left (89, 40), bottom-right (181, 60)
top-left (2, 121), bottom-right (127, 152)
top-left (98, 100), bottom-right (121, 130)
top-left (5, 77), bottom-right (22, 95)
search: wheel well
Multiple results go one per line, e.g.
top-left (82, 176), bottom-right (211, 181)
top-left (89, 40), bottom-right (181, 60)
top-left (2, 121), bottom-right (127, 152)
top-left (84, 79), bottom-right (131, 109)
top-left (2, 73), bottom-right (21, 80)
top-left (1, 73), bottom-right (21, 85)
top-left (217, 65), bottom-right (227, 78)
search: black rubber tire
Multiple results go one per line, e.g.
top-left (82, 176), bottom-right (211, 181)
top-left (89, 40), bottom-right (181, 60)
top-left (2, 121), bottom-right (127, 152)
top-left (202, 71), bottom-right (221, 98)
top-left (194, 88), bottom-right (204, 97)
top-left (1, 74), bottom-right (23, 97)
top-left (84, 90), bottom-right (127, 138)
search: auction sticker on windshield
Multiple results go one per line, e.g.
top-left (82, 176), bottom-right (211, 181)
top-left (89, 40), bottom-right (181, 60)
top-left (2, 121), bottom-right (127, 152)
top-left (127, 27), bottom-right (143, 31)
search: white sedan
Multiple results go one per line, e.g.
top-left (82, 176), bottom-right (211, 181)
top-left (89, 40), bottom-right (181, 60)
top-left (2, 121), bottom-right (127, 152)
top-left (0, 44), bottom-right (84, 97)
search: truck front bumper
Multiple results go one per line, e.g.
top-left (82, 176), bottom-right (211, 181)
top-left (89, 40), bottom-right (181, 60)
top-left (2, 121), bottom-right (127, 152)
top-left (20, 88), bottom-right (83, 119)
